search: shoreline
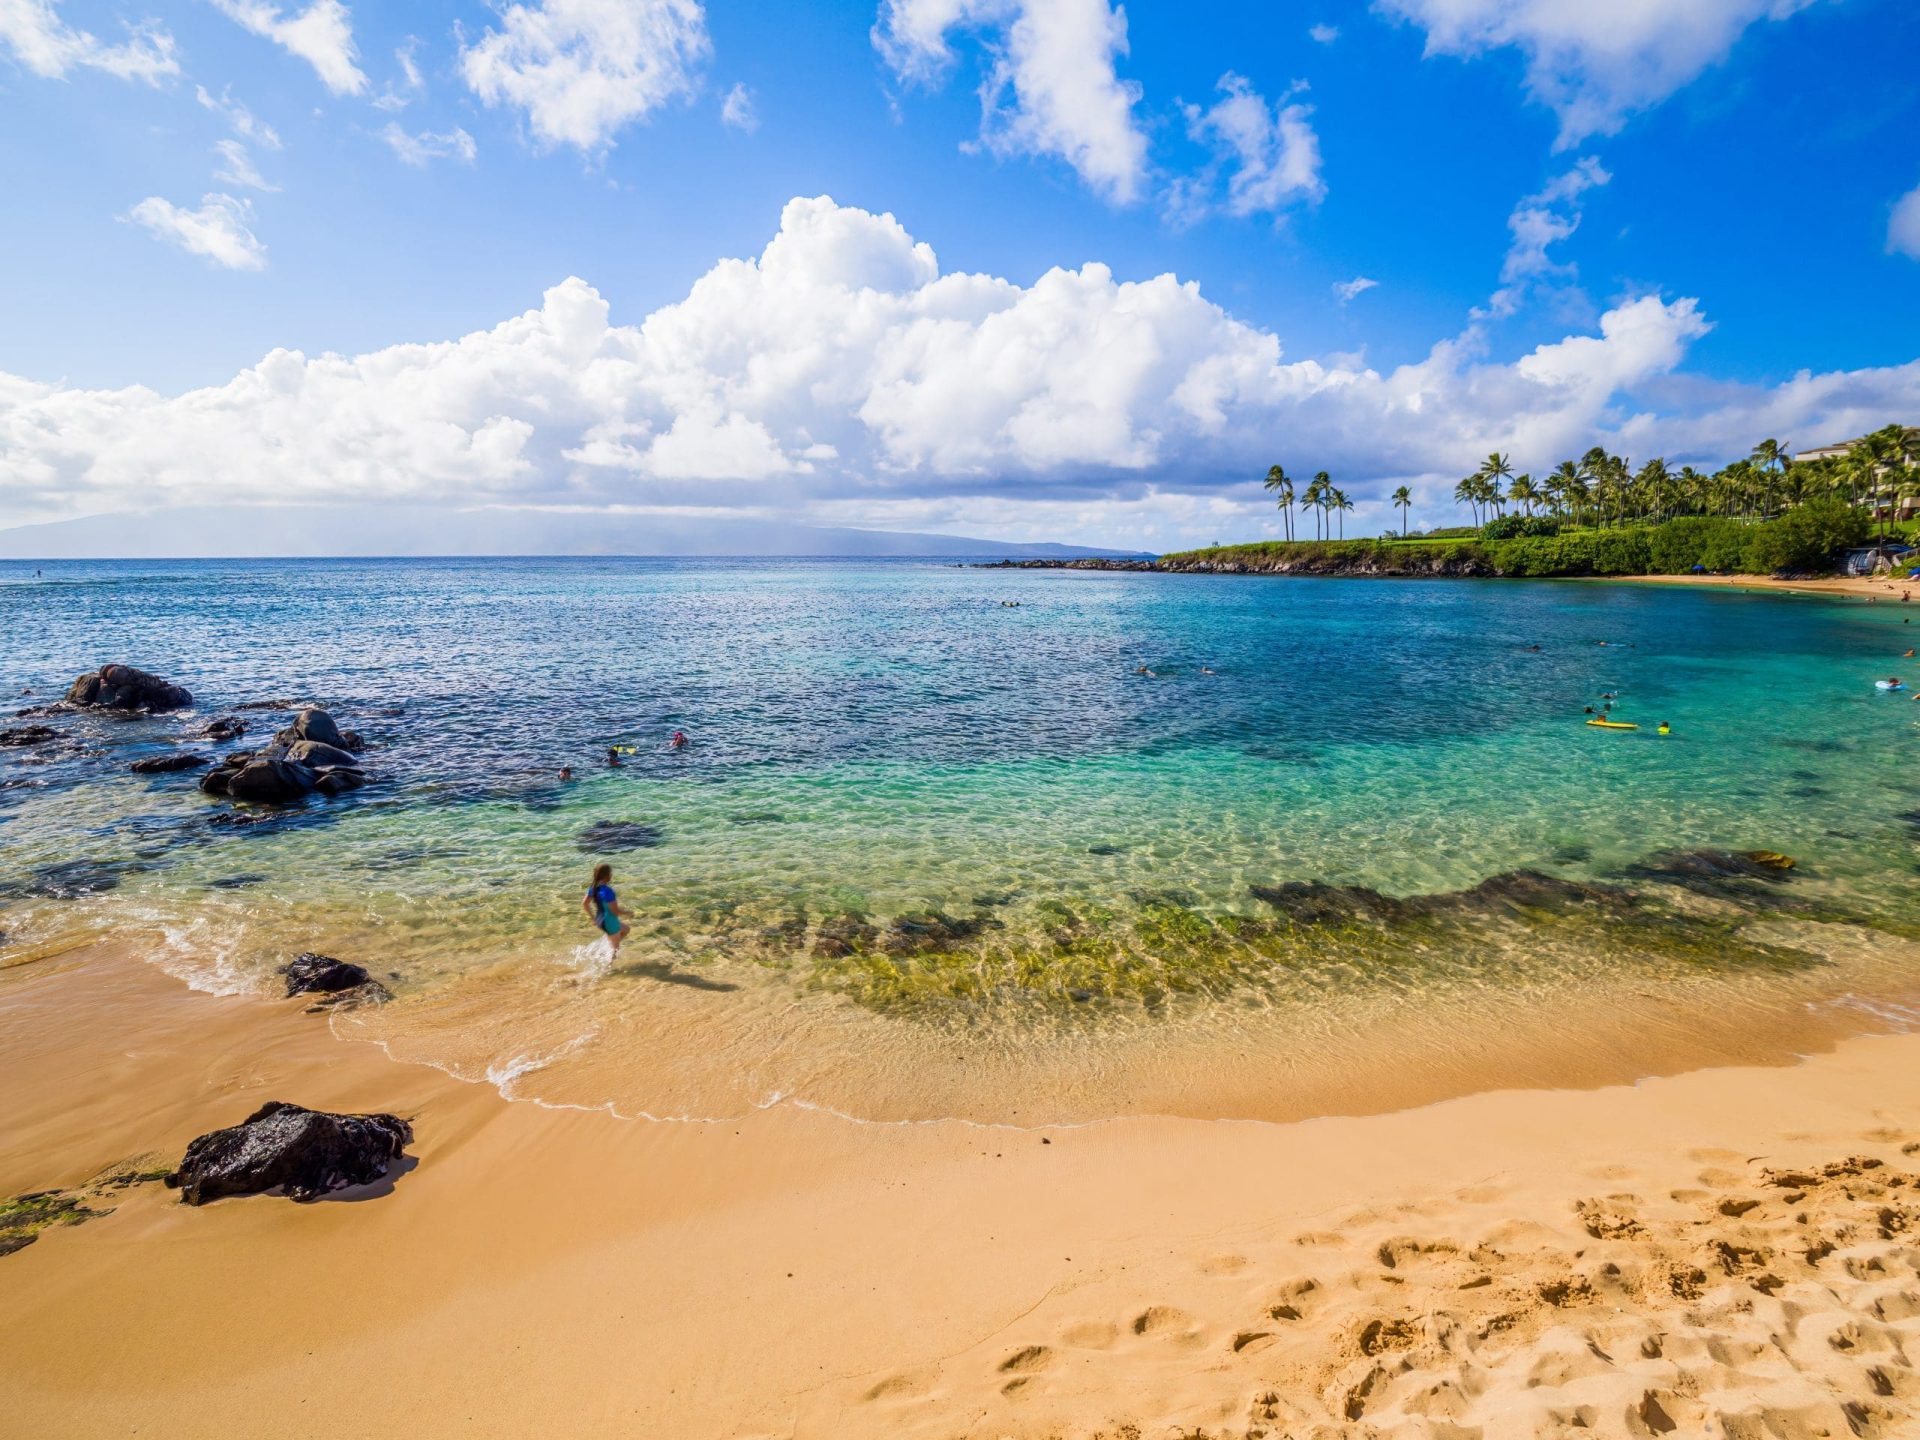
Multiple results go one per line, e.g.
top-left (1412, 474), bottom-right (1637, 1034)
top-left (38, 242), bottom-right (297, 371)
top-left (6, 944), bottom-right (1920, 1436)
top-left (982, 556), bottom-right (1914, 597)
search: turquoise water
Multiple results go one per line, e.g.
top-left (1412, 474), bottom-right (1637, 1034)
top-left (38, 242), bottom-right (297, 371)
top-left (5, 558), bottom-right (1920, 1121)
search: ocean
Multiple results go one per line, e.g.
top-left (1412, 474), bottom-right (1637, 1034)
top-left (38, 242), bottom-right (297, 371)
top-left (5, 556), bottom-right (1920, 1123)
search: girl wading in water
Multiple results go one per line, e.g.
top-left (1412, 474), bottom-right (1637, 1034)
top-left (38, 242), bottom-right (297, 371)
top-left (583, 863), bottom-right (630, 953)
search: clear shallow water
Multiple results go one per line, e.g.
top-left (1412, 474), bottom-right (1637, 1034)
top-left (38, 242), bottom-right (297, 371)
top-left (5, 558), bottom-right (1920, 1122)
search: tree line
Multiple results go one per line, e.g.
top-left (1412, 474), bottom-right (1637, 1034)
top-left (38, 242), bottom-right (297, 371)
top-left (1263, 425), bottom-right (1920, 539)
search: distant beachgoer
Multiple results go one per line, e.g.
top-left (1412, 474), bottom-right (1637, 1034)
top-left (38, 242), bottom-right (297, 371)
top-left (1905, 650), bottom-right (1915, 659)
top-left (558, 765), bottom-right (574, 781)
top-left (669, 730), bottom-right (688, 750)
top-left (607, 747), bottom-right (622, 768)
top-left (1200, 666), bottom-right (1215, 675)
top-left (1584, 706), bottom-right (1595, 715)
top-left (1658, 721), bottom-right (1671, 735)
top-left (583, 863), bottom-right (630, 953)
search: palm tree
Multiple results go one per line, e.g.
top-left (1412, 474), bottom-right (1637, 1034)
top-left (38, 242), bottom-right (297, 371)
top-left (1549, 460), bottom-right (1583, 522)
top-left (1331, 487), bottom-right (1354, 539)
top-left (1391, 484), bottom-right (1412, 537)
top-left (1751, 438), bottom-right (1789, 519)
top-left (1453, 476), bottom-right (1480, 526)
top-left (1310, 471), bottom-right (1332, 540)
top-left (1507, 474), bottom-right (1538, 517)
top-left (1263, 464), bottom-right (1294, 543)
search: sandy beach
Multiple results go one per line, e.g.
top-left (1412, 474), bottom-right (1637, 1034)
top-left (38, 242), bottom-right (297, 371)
top-left (1606, 572), bottom-right (1918, 601)
top-left (4, 943), bottom-right (1917, 1439)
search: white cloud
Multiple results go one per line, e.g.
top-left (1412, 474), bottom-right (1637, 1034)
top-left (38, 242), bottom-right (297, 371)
top-left (1178, 72), bottom-right (1324, 222)
top-left (209, 0), bottom-right (367, 97)
top-left (1334, 276), bottom-right (1378, 303)
top-left (373, 38), bottom-right (424, 111)
top-left (1890, 181), bottom-right (1920, 261)
top-left (11, 195), bottom-right (1918, 545)
top-left (875, 0), bottom-right (1148, 204)
top-left (381, 123), bottom-right (478, 167)
top-left (1308, 23), bottom-right (1338, 43)
top-left (721, 80), bottom-right (757, 131)
top-left (1378, 0), bottom-right (1817, 147)
top-left (213, 139), bottom-right (278, 191)
top-left (460, 0), bottom-right (710, 151)
top-left (195, 85), bottom-right (284, 150)
top-left (0, 0), bottom-right (176, 82)
top-left (124, 193), bottom-right (267, 271)
top-left (1483, 155), bottom-right (1608, 318)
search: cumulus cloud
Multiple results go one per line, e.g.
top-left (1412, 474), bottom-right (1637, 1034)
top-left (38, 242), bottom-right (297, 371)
top-left (875, 0), bottom-right (1148, 204)
top-left (1378, 0), bottom-right (1817, 147)
top-left (1890, 180), bottom-right (1920, 261)
top-left (123, 193), bottom-right (267, 271)
top-left (0, 0), bottom-right (176, 82)
top-left (721, 80), bottom-right (757, 131)
top-left (210, 0), bottom-right (366, 97)
top-left (1483, 155), bottom-right (1608, 319)
top-left (1176, 72), bottom-right (1324, 223)
top-left (460, 0), bottom-right (710, 151)
top-left (213, 139), bottom-right (277, 191)
top-left (10, 195), bottom-right (1918, 543)
top-left (1334, 276), bottom-right (1378, 303)
top-left (381, 124), bottom-right (478, 166)
top-left (195, 85), bottom-right (283, 150)
top-left (1308, 23), bottom-right (1338, 43)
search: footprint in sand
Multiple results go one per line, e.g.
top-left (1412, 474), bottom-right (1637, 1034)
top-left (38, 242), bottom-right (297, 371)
top-left (996, 1344), bottom-right (1053, 1375)
top-left (861, 1369), bottom-right (938, 1404)
top-left (1058, 1319), bottom-right (1119, 1350)
top-left (1265, 1277), bottom-right (1320, 1321)
top-left (1356, 1317), bottom-right (1419, 1356)
top-left (1230, 1330), bottom-right (1275, 1354)
top-left (1199, 1253), bottom-right (1249, 1276)
top-left (1130, 1305), bottom-right (1202, 1345)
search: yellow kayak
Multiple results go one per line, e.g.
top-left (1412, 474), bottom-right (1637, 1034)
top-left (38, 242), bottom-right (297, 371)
top-left (1585, 718), bottom-right (1639, 730)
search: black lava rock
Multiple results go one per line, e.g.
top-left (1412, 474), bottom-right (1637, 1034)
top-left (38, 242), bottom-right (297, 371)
top-left (65, 665), bottom-right (193, 712)
top-left (201, 716), bottom-right (246, 741)
top-left (577, 820), bottom-right (664, 851)
top-left (131, 752), bottom-right (211, 774)
top-left (164, 1101), bottom-right (413, 1204)
top-left (281, 952), bottom-right (373, 996)
top-left (0, 724), bottom-right (57, 748)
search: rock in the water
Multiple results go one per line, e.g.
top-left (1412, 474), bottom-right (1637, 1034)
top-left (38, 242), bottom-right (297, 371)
top-left (164, 1101), bottom-right (413, 1204)
top-left (201, 716), bottom-right (246, 741)
top-left (577, 819), bottom-right (664, 851)
top-left (225, 757), bottom-right (318, 803)
top-left (131, 752), bottom-right (210, 774)
top-left (0, 724), bottom-right (57, 748)
top-left (281, 952), bottom-right (372, 995)
top-left (199, 768), bottom-right (232, 796)
top-left (65, 664), bottom-right (192, 712)
top-left (282, 739), bottom-right (362, 770)
top-left (312, 766), bottom-right (368, 796)
top-left (276, 707), bottom-right (346, 749)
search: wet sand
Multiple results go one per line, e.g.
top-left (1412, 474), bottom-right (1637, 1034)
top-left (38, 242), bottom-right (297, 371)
top-left (5, 944), bottom-right (1920, 1438)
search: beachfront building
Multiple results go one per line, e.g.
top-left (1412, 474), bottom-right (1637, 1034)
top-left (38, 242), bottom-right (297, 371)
top-left (1795, 435), bottom-right (1918, 521)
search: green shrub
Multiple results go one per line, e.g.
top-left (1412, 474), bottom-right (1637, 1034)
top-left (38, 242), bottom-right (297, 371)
top-left (1741, 498), bottom-right (1870, 573)
top-left (1648, 516), bottom-right (1745, 572)
top-left (1481, 515), bottom-right (1562, 540)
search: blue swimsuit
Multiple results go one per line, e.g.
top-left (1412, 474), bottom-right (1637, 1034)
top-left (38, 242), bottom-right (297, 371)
top-left (589, 883), bottom-right (621, 935)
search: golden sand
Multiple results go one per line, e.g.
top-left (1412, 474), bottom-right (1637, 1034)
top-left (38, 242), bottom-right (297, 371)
top-left (4, 945), bottom-right (1919, 1438)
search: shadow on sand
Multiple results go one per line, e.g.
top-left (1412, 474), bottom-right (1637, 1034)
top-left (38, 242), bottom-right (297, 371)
top-left (614, 961), bottom-right (739, 993)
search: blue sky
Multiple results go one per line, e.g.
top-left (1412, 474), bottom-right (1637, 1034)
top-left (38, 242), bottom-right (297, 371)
top-left (2, 0), bottom-right (1917, 548)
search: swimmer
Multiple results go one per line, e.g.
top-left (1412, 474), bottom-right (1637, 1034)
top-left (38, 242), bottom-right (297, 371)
top-left (582, 863), bottom-right (630, 954)
top-left (607, 746), bottom-right (622, 768)
top-left (559, 765), bottom-right (575, 781)
top-left (669, 730), bottom-right (688, 750)
top-left (1905, 650), bottom-right (1915, 659)
top-left (1200, 666), bottom-right (1215, 675)
top-left (1657, 721), bottom-right (1671, 735)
